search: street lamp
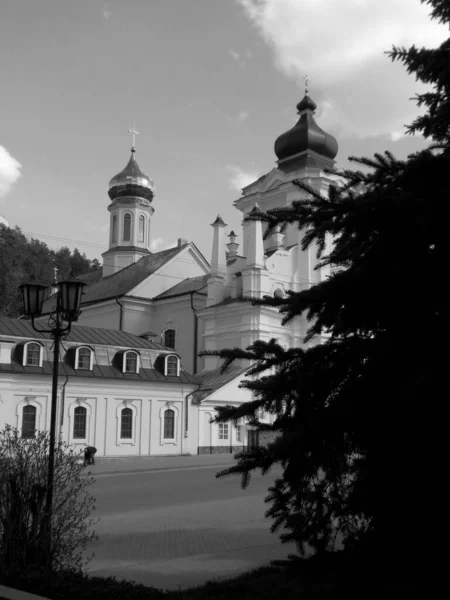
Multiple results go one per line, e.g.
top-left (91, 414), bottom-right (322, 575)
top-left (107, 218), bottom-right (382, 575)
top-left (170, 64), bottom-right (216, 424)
top-left (19, 274), bottom-right (86, 566)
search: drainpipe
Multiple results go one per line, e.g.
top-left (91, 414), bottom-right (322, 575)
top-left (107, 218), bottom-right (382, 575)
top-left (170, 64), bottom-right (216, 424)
top-left (184, 384), bottom-right (202, 439)
top-left (190, 284), bottom-right (207, 375)
top-left (115, 296), bottom-right (124, 331)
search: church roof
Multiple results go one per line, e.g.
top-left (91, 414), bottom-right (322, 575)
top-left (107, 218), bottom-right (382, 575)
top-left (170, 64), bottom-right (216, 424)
top-left (154, 274), bottom-right (210, 300)
top-left (192, 365), bottom-right (250, 403)
top-left (42, 244), bottom-right (189, 310)
top-left (0, 316), bottom-right (168, 350)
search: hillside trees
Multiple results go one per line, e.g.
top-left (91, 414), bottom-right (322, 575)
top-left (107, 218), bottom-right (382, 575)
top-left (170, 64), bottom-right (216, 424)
top-left (201, 0), bottom-right (449, 581)
top-left (0, 225), bottom-right (100, 317)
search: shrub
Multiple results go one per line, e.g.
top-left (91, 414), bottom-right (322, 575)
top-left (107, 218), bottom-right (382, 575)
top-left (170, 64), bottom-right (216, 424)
top-left (0, 425), bottom-right (98, 574)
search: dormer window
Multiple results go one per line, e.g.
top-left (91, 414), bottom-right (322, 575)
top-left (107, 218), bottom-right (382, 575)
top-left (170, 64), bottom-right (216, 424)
top-left (165, 355), bottom-right (180, 377)
top-left (23, 342), bottom-right (43, 367)
top-left (123, 350), bottom-right (139, 373)
top-left (75, 346), bottom-right (93, 370)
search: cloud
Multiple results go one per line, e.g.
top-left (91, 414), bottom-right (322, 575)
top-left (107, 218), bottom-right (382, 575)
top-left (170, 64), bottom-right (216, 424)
top-left (102, 3), bottom-right (112, 19)
top-left (228, 47), bottom-right (253, 67)
top-left (227, 165), bottom-right (260, 192)
top-left (225, 110), bottom-right (250, 125)
top-left (0, 146), bottom-right (21, 200)
top-left (150, 237), bottom-right (177, 252)
top-left (237, 0), bottom-right (448, 138)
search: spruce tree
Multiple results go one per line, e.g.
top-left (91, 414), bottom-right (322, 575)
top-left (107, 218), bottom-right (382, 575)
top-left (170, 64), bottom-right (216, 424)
top-left (202, 0), bottom-right (449, 582)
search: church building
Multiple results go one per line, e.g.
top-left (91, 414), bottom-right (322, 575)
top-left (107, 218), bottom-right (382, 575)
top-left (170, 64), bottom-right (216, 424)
top-left (1, 88), bottom-right (340, 456)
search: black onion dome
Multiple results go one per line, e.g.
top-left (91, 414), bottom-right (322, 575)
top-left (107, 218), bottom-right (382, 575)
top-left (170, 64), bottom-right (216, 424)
top-left (274, 94), bottom-right (338, 162)
top-left (108, 149), bottom-right (155, 202)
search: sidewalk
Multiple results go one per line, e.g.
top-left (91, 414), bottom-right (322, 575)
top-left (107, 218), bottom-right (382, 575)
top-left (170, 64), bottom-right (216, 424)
top-left (83, 453), bottom-right (238, 476)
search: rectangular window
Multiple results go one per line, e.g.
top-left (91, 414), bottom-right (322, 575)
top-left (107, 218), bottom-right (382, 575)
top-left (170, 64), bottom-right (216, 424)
top-left (164, 409), bottom-right (175, 439)
top-left (120, 408), bottom-right (133, 439)
top-left (218, 422), bottom-right (229, 440)
top-left (26, 344), bottom-right (40, 366)
top-left (73, 407), bottom-right (87, 439)
top-left (235, 425), bottom-right (241, 442)
top-left (22, 406), bottom-right (36, 438)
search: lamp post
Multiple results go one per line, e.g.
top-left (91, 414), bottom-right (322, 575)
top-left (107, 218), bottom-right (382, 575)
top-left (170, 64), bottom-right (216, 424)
top-left (19, 275), bottom-right (85, 567)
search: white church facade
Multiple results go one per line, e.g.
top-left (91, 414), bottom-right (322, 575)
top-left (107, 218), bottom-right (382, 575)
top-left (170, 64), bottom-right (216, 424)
top-left (0, 90), bottom-right (340, 456)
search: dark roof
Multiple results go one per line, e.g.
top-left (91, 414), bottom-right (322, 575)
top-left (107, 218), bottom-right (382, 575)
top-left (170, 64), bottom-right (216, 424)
top-left (102, 246), bottom-right (151, 256)
top-left (0, 317), bottom-right (168, 350)
top-left (154, 275), bottom-right (210, 300)
top-left (0, 360), bottom-right (199, 384)
top-left (193, 365), bottom-right (250, 402)
top-left (77, 270), bottom-right (103, 285)
top-left (42, 244), bottom-right (188, 310)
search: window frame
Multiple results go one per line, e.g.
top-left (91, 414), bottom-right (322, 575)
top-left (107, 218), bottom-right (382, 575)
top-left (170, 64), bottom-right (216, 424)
top-left (163, 328), bottom-right (176, 349)
top-left (235, 425), bottom-right (242, 443)
top-left (72, 405), bottom-right (87, 439)
top-left (123, 212), bottom-right (132, 241)
top-left (138, 215), bottom-right (145, 243)
top-left (21, 404), bottom-right (37, 438)
top-left (164, 354), bottom-right (180, 377)
top-left (23, 341), bottom-right (43, 367)
top-left (120, 407), bottom-right (133, 439)
top-left (218, 422), bottom-right (229, 440)
top-left (159, 403), bottom-right (179, 446)
top-left (123, 350), bottom-right (140, 374)
top-left (75, 346), bottom-right (94, 371)
top-left (111, 214), bottom-right (118, 244)
top-left (163, 408), bottom-right (175, 439)
top-left (68, 400), bottom-right (92, 444)
top-left (16, 398), bottom-right (41, 439)
top-left (115, 401), bottom-right (138, 446)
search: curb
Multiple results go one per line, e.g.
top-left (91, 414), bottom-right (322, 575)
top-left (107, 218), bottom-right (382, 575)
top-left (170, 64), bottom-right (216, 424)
top-left (85, 462), bottom-right (236, 477)
top-left (0, 585), bottom-right (50, 600)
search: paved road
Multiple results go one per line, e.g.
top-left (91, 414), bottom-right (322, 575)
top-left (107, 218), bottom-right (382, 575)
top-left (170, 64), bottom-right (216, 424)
top-left (84, 461), bottom-right (298, 591)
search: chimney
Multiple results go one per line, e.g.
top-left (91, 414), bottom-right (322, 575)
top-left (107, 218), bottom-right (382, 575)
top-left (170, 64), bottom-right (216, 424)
top-left (226, 230), bottom-right (239, 260)
top-left (245, 204), bottom-right (265, 269)
top-left (178, 238), bottom-right (188, 247)
top-left (210, 215), bottom-right (227, 277)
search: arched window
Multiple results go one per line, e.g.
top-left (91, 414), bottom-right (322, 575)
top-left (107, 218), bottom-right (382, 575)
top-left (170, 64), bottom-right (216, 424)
top-left (22, 405), bottom-right (37, 438)
top-left (76, 347), bottom-right (92, 370)
top-left (24, 342), bottom-right (41, 366)
top-left (138, 215), bottom-right (145, 243)
top-left (165, 355), bottom-right (179, 376)
top-left (112, 215), bottom-right (118, 243)
top-left (73, 406), bottom-right (87, 439)
top-left (164, 329), bottom-right (176, 349)
top-left (120, 407), bottom-right (133, 439)
top-left (123, 213), bottom-right (131, 241)
top-left (164, 409), bottom-right (175, 439)
top-left (123, 351), bottom-right (139, 373)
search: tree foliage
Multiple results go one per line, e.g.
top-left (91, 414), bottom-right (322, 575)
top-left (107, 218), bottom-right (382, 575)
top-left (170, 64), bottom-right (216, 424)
top-left (201, 0), bottom-right (449, 579)
top-left (0, 225), bottom-right (100, 318)
top-left (0, 425), bottom-right (98, 574)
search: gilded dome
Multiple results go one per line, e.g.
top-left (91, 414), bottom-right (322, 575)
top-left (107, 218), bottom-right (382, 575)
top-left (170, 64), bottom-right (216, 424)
top-left (108, 149), bottom-right (155, 202)
top-left (274, 94), bottom-right (338, 163)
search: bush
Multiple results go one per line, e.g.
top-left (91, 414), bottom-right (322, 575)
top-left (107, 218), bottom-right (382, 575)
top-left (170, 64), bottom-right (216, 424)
top-left (0, 425), bottom-right (98, 574)
top-left (0, 568), bottom-right (168, 600)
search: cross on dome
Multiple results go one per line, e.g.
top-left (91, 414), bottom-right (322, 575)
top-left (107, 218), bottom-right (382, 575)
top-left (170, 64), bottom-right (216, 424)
top-left (128, 124), bottom-right (140, 151)
top-left (303, 73), bottom-right (310, 95)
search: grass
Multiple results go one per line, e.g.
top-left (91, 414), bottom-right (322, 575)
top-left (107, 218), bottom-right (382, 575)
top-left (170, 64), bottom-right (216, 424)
top-left (0, 553), bottom-right (418, 599)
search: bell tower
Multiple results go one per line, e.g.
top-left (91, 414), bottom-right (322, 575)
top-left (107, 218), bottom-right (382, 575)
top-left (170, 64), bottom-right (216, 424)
top-left (102, 126), bottom-right (155, 277)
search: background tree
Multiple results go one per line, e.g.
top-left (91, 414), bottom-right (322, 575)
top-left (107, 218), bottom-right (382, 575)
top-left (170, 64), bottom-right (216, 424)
top-left (0, 225), bottom-right (100, 318)
top-left (0, 425), bottom-right (98, 574)
top-left (202, 0), bottom-right (448, 584)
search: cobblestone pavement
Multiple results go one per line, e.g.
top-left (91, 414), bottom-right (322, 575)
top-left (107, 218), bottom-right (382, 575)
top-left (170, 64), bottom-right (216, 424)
top-left (85, 465), bottom-right (299, 590)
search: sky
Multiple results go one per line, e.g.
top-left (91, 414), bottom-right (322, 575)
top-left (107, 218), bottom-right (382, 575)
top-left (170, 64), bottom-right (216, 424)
top-left (0, 0), bottom-right (447, 263)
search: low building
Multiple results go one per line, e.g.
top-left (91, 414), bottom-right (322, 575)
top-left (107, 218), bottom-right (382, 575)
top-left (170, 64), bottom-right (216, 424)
top-left (0, 317), bottom-right (203, 457)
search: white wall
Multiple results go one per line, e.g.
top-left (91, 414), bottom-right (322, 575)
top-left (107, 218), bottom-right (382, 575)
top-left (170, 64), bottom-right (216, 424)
top-left (0, 374), bottom-right (199, 457)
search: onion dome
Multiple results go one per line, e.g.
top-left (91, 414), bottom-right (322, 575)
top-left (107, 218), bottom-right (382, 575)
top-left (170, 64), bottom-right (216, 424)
top-left (108, 148), bottom-right (155, 202)
top-left (274, 94), bottom-right (338, 163)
